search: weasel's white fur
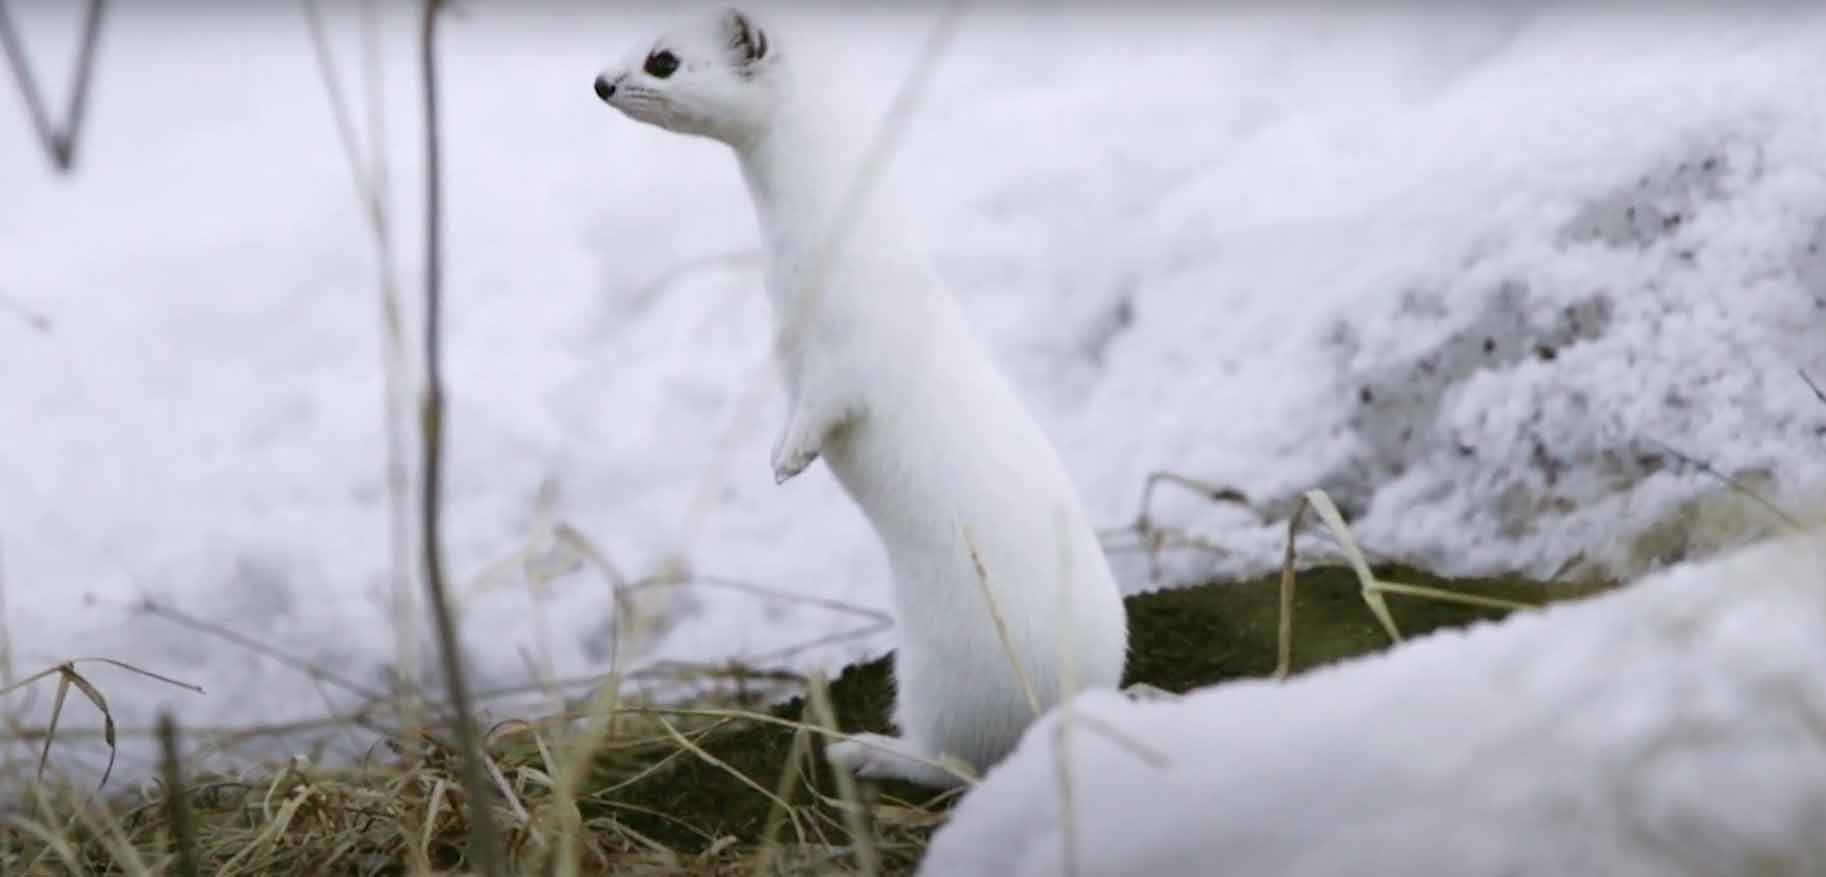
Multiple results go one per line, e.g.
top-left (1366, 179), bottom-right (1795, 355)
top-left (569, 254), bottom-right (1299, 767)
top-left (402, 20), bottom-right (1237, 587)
top-left (594, 8), bottom-right (1128, 786)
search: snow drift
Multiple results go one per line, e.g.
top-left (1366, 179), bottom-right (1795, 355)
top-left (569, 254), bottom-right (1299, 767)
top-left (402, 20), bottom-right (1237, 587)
top-left (921, 529), bottom-right (1826, 877)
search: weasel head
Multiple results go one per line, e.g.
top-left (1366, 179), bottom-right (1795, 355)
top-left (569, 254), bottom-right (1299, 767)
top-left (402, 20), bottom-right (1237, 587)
top-left (593, 7), bottom-right (781, 146)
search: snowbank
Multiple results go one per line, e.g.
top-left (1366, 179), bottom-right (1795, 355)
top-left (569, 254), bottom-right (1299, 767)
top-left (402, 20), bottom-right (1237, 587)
top-left (921, 530), bottom-right (1826, 877)
top-left (1, 1), bottom-right (1822, 777)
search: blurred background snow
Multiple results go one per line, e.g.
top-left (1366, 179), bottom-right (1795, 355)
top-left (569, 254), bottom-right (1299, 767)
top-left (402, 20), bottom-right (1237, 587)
top-left (2, 0), bottom-right (1822, 781)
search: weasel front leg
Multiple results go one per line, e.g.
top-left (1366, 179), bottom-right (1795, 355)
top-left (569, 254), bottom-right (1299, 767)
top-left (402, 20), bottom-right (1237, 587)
top-left (771, 384), bottom-right (853, 484)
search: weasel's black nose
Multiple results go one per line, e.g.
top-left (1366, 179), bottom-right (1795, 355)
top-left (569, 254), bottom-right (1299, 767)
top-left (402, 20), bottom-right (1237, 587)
top-left (593, 75), bottom-right (616, 102)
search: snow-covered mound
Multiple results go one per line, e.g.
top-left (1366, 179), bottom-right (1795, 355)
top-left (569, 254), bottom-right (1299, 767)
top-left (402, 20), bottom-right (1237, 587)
top-left (1, 1), bottom-right (1822, 776)
top-left (920, 530), bottom-right (1826, 877)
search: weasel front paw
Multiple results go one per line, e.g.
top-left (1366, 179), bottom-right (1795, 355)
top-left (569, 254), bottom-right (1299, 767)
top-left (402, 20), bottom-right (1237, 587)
top-left (770, 438), bottom-right (819, 484)
top-left (825, 733), bottom-right (971, 788)
top-left (827, 733), bottom-right (919, 780)
top-left (824, 735), bottom-right (881, 776)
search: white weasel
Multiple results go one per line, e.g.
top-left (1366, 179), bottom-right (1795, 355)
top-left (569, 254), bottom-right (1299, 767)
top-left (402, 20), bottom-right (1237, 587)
top-left (593, 7), bottom-right (1128, 787)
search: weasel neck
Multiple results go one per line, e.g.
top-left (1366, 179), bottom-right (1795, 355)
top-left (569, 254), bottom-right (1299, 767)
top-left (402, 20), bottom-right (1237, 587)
top-left (734, 96), bottom-right (880, 318)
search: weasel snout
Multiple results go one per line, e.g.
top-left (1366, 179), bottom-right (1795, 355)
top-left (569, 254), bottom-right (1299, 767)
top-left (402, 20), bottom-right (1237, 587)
top-left (593, 74), bottom-right (618, 102)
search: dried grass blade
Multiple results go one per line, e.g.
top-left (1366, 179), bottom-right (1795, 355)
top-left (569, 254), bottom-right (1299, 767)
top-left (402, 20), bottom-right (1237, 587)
top-left (963, 526), bottom-right (1042, 717)
top-left (1275, 495), bottom-right (1310, 680)
top-left (804, 673), bottom-right (879, 877)
top-left (35, 667), bottom-right (72, 781)
top-left (1303, 490), bottom-right (1403, 642)
top-left (1370, 581), bottom-right (1534, 612)
top-left (754, 724), bottom-right (812, 873)
top-left (61, 663), bottom-right (118, 789)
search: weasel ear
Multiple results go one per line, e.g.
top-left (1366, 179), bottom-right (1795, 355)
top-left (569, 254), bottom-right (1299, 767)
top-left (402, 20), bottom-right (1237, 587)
top-left (721, 8), bottom-right (769, 65)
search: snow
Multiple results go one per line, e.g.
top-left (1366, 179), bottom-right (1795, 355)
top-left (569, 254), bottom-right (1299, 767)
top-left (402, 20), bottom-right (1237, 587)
top-left (921, 529), bottom-right (1826, 877)
top-left (2, 1), bottom-right (1823, 782)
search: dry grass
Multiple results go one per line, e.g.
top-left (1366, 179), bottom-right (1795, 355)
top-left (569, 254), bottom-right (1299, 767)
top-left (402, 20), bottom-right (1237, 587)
top-left (1, 548), bottom-right (1587, 876)
top-left (0, 661), bottom-right (948, 875)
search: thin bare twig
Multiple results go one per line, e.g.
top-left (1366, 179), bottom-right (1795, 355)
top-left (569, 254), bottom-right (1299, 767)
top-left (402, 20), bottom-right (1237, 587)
top-left (1801, 369), bottom-right (1826, 409)
top-left (1641, 436), bottom-right (1804, 532)
top-left (416, 1), bottom-right (503, 872)
top-left (1099, 470), bottom-right (1255, 583)
top-left (300, 0), bottom-right (419, 734)
top-left (1131, 472), bottom-right (1254, 533)
top-left (139, 599), bottom-right (380, 701)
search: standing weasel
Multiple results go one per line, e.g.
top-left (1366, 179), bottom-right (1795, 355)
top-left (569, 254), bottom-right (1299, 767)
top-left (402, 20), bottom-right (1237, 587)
top-left (593, 7), bottom-right (1128, 787)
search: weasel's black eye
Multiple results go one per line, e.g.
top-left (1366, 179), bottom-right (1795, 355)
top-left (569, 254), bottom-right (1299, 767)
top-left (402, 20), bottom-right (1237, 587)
top-left (644, 50), bottom-right (680, 79)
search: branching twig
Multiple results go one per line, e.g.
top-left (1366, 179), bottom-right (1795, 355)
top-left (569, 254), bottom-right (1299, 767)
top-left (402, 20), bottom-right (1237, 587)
top-left (416, 1), bottom-right (503, 872)
top-left (1129, 472), bottom-right (1254, 534)
top-left (0, 0), bottom-right (107, 172)
top-left (1098, 470), bottom-right (1256, 583)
